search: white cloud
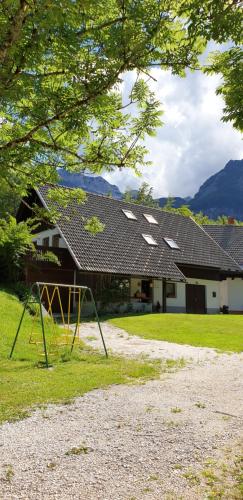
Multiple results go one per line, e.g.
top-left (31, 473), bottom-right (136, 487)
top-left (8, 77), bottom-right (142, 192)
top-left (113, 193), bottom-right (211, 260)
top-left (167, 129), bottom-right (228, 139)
top-left (103, 68), bottom-right (243, 198)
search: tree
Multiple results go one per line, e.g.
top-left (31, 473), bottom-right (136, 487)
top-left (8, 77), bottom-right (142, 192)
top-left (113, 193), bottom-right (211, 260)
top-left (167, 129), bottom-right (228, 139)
top-left (206, 47), bottom-right (243, 132)
top-left (0, 178), bottom-right (21, 218)
top-left (0, 217), bottom-right (35, 282)
top-left (0, 0), bottom-right (242, 199)
top-left (162, 196), bottom-right (176, 212)
top-left (124, 182), bottom-right (159, 207)
top-left (0, 216), bottom-right (61, 283)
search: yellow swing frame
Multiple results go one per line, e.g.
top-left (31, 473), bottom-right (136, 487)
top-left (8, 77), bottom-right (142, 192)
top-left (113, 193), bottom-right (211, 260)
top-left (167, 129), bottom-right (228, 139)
top-left (10, 282), bottom-right (108, 367)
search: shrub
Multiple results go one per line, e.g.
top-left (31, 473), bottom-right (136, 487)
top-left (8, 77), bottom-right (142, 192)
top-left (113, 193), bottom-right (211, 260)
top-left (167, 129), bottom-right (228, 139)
top-left (0, 216), bottom-right (35, 283)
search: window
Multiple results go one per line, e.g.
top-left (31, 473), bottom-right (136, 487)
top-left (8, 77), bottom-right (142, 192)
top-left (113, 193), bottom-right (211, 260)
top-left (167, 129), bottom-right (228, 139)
top-left (43, 237), bottom-right (49, 247)
top-left (164, 237), bottom-right (180, 249)
top-left (142, 234), bottom-right (158, 246)
top-left (143, 213), bottom-right (158, 224)
top-left (52, 234), bottom-right (60, 247)
top-left (166, 282), bottom-right (176, 298)
top-left (122, 209), bottom-right (137, 220)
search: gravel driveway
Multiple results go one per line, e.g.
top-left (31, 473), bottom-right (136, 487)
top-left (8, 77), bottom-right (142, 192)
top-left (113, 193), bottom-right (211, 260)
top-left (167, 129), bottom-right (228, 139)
top-left (0, 322), bottom-right (242, 499)
top-left (80, 321), bottom-right (220, 362)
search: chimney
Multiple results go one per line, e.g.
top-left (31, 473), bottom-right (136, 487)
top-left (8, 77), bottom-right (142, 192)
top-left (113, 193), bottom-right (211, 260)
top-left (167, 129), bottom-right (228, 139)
top-left (228, 217), bottom-right (235, 225)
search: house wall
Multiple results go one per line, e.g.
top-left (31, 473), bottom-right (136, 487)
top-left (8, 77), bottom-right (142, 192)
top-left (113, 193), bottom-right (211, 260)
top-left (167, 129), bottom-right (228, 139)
top-left (32, 228), bottom-right (67, 249)
top-left (166, 282), bottom-right (186, 313)
top-left (152, 278), bottom-right (221, 314)
top-left (227, 278), bottom-right (243, 311)
top-left (219, 280), bottom-right (228, 308)
top-left (186, 278), bottom-right (220, 313)
top-left (99, 275), bottom-right (243, 313)
top-left (152, 279), bottom-right (220, 313)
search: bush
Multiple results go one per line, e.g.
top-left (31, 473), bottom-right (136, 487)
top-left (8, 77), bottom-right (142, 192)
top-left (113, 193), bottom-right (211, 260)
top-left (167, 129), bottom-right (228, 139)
top-left (0, 216), bottom-right (35, 283)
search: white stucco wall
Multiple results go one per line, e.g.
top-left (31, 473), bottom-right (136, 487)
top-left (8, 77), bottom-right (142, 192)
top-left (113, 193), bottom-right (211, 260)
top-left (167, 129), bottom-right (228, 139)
top-left (227, 278), bottom-right (243, 311)
top-left (153, 277), bottom-right (243, 313)
top-left (138, 278), bottom-right (220, 313)
top-left (32, 228), bottom-right (67, 249)
top-left (219, 280), bottom-right (228, 308)
top-left (186, 278), bottom-right (220, 312)
top-left (152, 279), bottom-right (186, 311)
top-left (166, 282), bottom-right (185, 311)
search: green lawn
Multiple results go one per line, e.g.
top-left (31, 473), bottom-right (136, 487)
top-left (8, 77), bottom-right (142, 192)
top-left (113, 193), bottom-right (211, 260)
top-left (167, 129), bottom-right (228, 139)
top-left (0, 289), bottom-right (160, 424)
top-left (108, 313), bottom-right (243, 352)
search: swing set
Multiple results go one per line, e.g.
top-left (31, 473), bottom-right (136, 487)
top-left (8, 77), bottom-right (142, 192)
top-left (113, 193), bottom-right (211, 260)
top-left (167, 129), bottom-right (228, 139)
top-left (9, 282), bottom-right (108, 368)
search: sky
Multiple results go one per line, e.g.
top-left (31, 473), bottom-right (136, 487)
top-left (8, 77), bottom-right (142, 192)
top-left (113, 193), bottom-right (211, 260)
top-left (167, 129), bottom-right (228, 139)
top-left (103, 66), bottom-right (243, 199)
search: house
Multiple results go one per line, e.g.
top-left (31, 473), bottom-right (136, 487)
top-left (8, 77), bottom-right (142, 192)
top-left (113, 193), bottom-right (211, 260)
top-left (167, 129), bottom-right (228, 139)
top-left (17, 185), bottom-right (243, 315)
top-left (204, 224), bottom-right (243, 312)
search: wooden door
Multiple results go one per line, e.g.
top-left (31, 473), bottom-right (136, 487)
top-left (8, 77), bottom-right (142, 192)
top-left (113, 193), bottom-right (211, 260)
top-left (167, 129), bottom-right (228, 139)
top-left (186, 284), bottom-right (206, 314)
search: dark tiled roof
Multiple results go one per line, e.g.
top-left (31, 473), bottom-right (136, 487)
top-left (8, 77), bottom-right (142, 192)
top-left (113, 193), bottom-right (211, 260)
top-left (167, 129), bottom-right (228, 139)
top-left (203, 225), bottom-right (243, 267)
top-left (37, 186), bottom-right (242, 280)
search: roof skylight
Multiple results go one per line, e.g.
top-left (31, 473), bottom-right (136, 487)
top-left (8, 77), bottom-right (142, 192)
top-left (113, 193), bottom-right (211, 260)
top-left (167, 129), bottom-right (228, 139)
top-left (142, 234), bottom-right (158, 246)
top-left (164, 237), bottom-right (180, 249)
top-left (143, 213), bottom-right (158, 224)
top-left (122, 209), bottom-right (137, 220)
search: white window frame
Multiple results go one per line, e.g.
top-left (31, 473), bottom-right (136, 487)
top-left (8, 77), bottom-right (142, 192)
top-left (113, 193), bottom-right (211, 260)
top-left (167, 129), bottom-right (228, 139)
top-left (164, 237), bottom-right (180, 249)
top-left (143, 213), bottom-right (158, 224)
top-left (122, 209), bottom-right (137, 220)
top-left (142, 234), bottom-right (158, 246)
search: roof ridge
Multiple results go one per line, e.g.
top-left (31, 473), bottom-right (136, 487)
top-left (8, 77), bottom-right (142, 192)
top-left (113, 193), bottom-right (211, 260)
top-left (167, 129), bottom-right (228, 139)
top-left (43, 182), bottom-right (191, 220)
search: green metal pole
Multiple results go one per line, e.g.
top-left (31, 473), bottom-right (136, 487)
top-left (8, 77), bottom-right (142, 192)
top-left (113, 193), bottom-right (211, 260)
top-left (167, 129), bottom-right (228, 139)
top-left (70, 288), bottom-right (86, 353)
top-left (9, 287), bottom-right (32, 359)
top-left (89, 288), bottom-right (108, 358)
top-left (37, 283), bottom-right (49, 368)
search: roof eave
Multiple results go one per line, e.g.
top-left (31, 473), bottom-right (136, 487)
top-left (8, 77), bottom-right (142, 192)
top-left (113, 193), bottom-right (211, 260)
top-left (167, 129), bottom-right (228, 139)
top-left (36, 188), bottom-right (82, 271)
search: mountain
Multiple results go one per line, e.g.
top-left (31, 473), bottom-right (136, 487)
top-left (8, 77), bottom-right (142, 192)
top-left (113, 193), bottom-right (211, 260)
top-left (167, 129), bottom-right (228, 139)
top-left (58, 168), bottom-right (122, 199)
top-left (190, 160), bottom-right (243, 219)
top-left (58, 160), bottom-right (243, 220)
top-left (158, 160), bottom-right (243, 219)
top-left (158, 196), bottom-right (191, 209)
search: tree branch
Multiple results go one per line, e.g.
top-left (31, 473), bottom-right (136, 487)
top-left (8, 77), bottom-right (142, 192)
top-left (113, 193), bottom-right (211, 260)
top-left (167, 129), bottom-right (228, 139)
top-left (77, 16), bottom-right (127, 36)
top-left (0, 0), bottom-right (31, 64)
top-left (30, 138), bottom-right (85, 162)
top-left (0, 66), bottom-right (126, 151)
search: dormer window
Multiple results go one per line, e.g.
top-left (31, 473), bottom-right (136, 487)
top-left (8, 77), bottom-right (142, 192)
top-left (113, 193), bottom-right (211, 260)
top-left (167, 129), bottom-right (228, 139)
top-left (164, 237), bottom-right (180, 249)
top-left (142, 234), bottom-right (158, 246)
top-left (122, 209), bottom-right (137, 220)
top-left (143, 214), bottom-right (158, 224)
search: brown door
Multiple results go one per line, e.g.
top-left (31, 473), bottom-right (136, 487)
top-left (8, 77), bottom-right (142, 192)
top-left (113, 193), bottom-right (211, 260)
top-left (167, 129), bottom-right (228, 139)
top-left (186, 284), bottom-right (206, 314)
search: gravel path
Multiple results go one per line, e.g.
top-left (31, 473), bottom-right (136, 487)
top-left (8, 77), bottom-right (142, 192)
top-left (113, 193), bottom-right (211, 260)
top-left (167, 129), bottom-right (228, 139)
top-left (80, 321), bottom-right (222, 362)
top-left (0, 323), bottom-right (242, 499)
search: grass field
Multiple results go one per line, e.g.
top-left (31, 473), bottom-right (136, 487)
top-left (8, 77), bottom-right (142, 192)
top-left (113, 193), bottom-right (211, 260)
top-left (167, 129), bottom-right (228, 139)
top-left (108, 313), bottom-right (243, 352)
top-left (0, 288), bottom-right (161, 424)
